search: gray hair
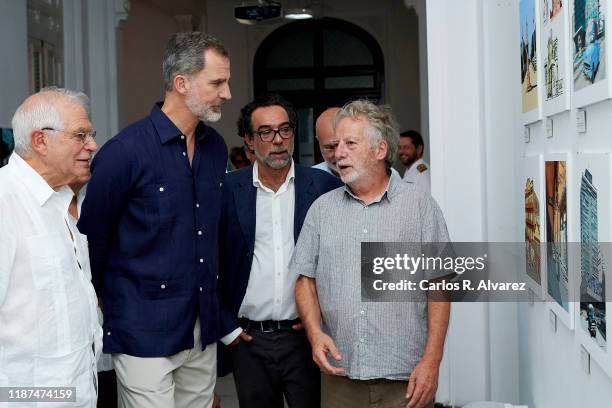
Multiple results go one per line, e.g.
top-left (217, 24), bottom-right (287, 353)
top-left (162, 32), bottom-right (229, 92)
top-left (11, 86), bottom-right (90, 156)
top-left (334, 100), bottom-right (399, 171)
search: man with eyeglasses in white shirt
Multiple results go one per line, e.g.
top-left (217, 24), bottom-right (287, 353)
top-left (0, 87), bottom-right (101, 407)
top-left (217, 94), bottom-right (341, 408)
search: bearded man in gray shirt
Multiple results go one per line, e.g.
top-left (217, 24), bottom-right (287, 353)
top-left (292, 100), bottom-right (451, 408)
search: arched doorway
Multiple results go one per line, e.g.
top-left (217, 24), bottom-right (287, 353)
top-left (253, 17), bottom-right (385, 165)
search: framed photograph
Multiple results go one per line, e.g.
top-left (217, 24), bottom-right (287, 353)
top-left (521, 0), bottom-right (543, 123)
top-left (0, 128), bottom-right (14, 168)
top-left (573, 153), bottom-right (612, 376)
top-left (524, 154), bottom-right (547, 298)
top-left (541, 0), bottom-right (572, 115)
top-left (572, 0), bottom-right (611, 107)
top-left (544, 153), bottom-right (575, 329)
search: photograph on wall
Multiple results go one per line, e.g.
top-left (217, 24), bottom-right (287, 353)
top-left (521, 0), bottom-right (540, 114)
top-left (0, 128), bottom-right (14, 168)
top-left (572, 0), bottom-right (612, 106)
top-left (524, 156), bottom-right (545, 297)
top-left (525, 176), bottom-right (542, 285)
top-left (541, 0), bottom-right (571, 114)
top-left (577, 154), bottom-right (609, 350)
top-left (545, 160), bottom-right (569, 311)
top-left (573, 0), bottom-right (606, 91)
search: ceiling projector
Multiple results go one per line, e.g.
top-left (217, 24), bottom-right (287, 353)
top-left (234, 1), bottom-right (282, 25)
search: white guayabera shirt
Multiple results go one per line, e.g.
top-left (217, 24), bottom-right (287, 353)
top-left (0, 154), bottom-right (102, 407)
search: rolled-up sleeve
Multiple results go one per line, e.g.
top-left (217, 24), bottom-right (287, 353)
top-left (289, 199), bottom-right (321, 278)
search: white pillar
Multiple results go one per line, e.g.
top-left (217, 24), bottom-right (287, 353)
top-left (81, 0), bottom-right (129, 145)
top-left (426, 0), bottom-right (490, 405)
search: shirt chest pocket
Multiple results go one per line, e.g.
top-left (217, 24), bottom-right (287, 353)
top-left (135, 182), bottom-right (178, 228)
top-left (25, 231), bottom-right (74, 292)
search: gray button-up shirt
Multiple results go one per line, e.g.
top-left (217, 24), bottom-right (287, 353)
top-left (290, 175), bottom-right (450, 380)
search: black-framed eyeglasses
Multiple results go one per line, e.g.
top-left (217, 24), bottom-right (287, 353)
top-left (42, 127), bottom-right (97, 144)
top-left (254, 125), bottom-right (294, 142)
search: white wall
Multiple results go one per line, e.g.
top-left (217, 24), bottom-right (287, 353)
top-left (0, 0), bottom-right (28, 127)
top-left (428, 0), bottom-right (612, 406)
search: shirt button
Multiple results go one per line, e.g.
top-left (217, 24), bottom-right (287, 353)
top-left (360, 310), bottom-right (365, 315)
top-left (196, 203), bottom-right (200, 208)
top-left (182, 152), bottom-right (186, 156)
top-left (219, 182), bottom-right (223, 187)
top-left (197, 230), bottom-right (203, 236)
top-left (359, 338), bottom-right (365, 343)
top-left (199, 287), bottom-right (203, 292)
top-left (363, 229), bottom-right (367, 234)
top-left (199, 258), bottom-right (204, 263)
top-left (181, 135), bottom-right (185, 140)
top-left (160, 284), bottom-right (166, 289)
top-left (159, 187), bottom-right (164, 192)
top-left (107, 331), bottom-right (111, 336)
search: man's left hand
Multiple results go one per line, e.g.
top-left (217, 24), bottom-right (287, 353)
top-left (405, 357), bottom-right (440, 408)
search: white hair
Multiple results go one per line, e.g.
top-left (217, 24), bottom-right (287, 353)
top-left (11, 87), bottom-right (90, 156)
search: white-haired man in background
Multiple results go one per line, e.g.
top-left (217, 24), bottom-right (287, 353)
top-left (0, 87), bottom-right (101, 407)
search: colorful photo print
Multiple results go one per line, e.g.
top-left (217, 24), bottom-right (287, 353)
top-left (577, 154), bottom-right (609, 349)
top-left (545, 160), bottom-right (569, 311)
top-left (573, 0), bottom-right (606, 92)
top-left (542, 0), bottom-right (567, 101)
top-left (521, 0), bottom-right (539, 113)
top-left (0, 128), bottom-right (14, 167)
top-left (525, 177), bottom-right (542, 285)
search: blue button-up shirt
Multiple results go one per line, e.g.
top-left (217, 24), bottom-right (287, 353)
top-left (78, 103), bottom-right (227, 357)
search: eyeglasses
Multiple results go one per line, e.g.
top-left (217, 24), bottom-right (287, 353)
top-left (254, 125), bottom-right (294, 142)
top-left (42, 127), bottom-right (97, 144)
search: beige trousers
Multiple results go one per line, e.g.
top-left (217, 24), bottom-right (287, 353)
top-left (321, 374), bottom-right (435, 408)
top-left (113, 320), bottom-right (216, 408)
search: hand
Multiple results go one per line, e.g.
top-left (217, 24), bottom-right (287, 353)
top-left (310, 331), bottom-right (345, 375)
top-left (405, 357), bottom-right (440, 408)
top-left (212, 392), bottom-right (221, 408)
top-left (292, 322), bottom-right (304, 331)
top-left (229, 330), bottom-right (253, 347)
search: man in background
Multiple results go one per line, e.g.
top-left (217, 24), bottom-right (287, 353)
top-left (218, 94), bottom-right (341, 407)
top-left (312, 107), bottom-right (341, 176)
top-left (398, 129), bottom-right (430, 193)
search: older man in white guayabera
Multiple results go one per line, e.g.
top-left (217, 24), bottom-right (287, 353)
top-left (293, 100), bottom-right (451, 408)
top-left (0, 87), bottom-right (101, 407)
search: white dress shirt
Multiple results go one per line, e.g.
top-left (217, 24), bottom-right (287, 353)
top-left (402, 157), bottom-right (431, 193)
top-left (221, 161), bottom-right (297, 345)
top-left (0, 154), bottom-right (102, 407)
top-left (68, 186), bottom-right (113, 373)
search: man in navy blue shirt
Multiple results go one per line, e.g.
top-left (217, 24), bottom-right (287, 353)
top-left (78, 32), bottom-right (231, 408)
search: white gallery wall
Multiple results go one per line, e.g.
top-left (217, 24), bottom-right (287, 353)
top-left (428, 0), bottom-right (612, 406)
top-left (0, 0), bottom-right (28, 128)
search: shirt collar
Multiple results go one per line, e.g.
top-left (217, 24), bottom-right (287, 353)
top-left (343, 170), bottom-right (400, 205)
top-left (8, 153), bottom-right (74, 212)
top-left (252, 160), bottom-right (295, 193)
top-left (150, 102), bottom-right (208, 144)
top-left (8, 153), bottom-right (56, 207)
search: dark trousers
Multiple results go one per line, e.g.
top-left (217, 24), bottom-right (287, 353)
top-left (231, 329), bottom-right (320, 408)
top-left (96, 370), bottom-right (118, 408)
